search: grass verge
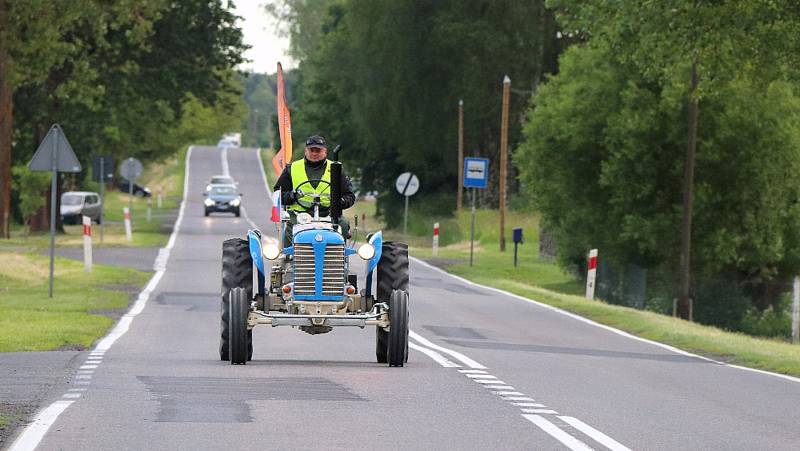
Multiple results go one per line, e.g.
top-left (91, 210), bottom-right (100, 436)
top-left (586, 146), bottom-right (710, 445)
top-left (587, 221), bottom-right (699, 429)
top-left (404, 209), bottom-right (800, 378)
top-left (0, 251), bottom-right (149, 352)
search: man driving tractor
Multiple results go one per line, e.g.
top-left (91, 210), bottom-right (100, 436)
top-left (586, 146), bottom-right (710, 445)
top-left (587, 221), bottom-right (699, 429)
top-left (273, 135), bottom-right (355, 245)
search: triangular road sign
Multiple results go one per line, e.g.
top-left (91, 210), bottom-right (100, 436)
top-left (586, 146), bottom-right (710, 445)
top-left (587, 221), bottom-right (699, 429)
top-left (28, 124), bottom-right (82, 173)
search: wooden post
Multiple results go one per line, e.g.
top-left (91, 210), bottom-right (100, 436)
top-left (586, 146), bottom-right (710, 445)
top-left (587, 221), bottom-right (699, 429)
top-left (499, 75), bottom-right (510, 252)
top-left (457, 99), bottom-right (464, 210)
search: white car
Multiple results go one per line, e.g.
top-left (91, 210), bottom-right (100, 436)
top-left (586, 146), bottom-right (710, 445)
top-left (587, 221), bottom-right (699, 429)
top-left (218, 139), bottom-right (237, 149)
top-left (61, 191), bottom-right (102, 225)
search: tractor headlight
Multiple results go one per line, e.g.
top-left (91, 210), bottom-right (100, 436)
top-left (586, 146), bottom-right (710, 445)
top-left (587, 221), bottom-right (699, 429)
top-left (230, 198), bottom-right (241, 207)
top-left (357, 243), bottom-right (376, 260)
top-left (296, 212), bottom-right (312, 224)
top-left (263, 243), bottom-right (281, 260)
top-left (204, 198), bottom-right (215, 207)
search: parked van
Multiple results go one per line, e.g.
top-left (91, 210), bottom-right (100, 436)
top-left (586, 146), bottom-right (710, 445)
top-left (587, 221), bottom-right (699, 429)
top-left (61, 191), bottom-right (102, 224)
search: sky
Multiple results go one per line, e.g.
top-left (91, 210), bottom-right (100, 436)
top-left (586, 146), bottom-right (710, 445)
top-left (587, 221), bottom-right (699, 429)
top-left (230, 0), bottom-right (295, 74)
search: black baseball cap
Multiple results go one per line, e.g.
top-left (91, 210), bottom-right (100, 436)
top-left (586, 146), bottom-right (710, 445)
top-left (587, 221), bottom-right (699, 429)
top-left (305, 135), bottom-right (327, 147)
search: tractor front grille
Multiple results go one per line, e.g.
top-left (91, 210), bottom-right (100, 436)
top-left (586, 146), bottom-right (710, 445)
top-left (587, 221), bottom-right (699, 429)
top-left (294, 243), bottom-right (345, 297)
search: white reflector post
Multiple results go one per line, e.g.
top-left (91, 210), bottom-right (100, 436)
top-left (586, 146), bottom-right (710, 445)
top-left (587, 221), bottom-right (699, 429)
top-left (432, 222), bottom-right (440, 256)
top-left (123, 207), bottom-right (132, 242)
top-left (792, 276), bottom-right (799, 344)
top-left (82, 216), bottom-right (92, 272)
top-left (586, 249), bottom-right (598, 300)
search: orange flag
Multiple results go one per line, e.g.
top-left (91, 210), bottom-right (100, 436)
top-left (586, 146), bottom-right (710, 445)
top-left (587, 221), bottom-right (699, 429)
top-left (272, 62), bottom-right (292, 177)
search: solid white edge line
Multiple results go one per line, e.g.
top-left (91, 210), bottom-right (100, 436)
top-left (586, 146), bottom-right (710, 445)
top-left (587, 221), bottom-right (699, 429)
top-left (559, 416), bottom-right (633, 451)
top-left (411, 256), bottom-right (800, 385)
top-left (8, 146), bottom-right (195, 451)
top-left (8, 401), bottom-right (74, 451)
top-left (409, 342), bottom-right (460, 368)
top-left (522, 414), bottom-right (593, 451)
top-left (409, 330), bottom-right (486, 369)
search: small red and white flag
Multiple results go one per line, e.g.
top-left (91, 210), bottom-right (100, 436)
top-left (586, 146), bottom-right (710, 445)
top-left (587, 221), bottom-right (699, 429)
top-left (271, 190), bottom-right (281, 223)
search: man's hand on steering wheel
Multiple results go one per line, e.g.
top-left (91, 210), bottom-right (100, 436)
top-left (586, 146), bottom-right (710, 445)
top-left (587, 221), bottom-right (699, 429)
top-left (293, 179), bottom-right (332, 209)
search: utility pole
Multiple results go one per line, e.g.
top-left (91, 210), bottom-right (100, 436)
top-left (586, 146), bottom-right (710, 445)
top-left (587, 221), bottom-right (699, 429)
top-left (499, 75), bottom-right (510, 252)
top-left (457, 99), bottom-right (464, 210)
top-left (677, 57), bottom-right (699, 321)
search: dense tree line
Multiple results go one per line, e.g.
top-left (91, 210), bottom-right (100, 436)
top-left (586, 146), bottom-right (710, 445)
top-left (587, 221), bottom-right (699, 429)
top-left (0, 0), bottom-right (247, 234)
top-left (268, 0), bottom-right (564, 225)
top-left (517, 1), bottom-right (800, 334)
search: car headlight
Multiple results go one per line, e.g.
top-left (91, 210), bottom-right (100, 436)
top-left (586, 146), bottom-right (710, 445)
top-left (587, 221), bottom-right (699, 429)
top-left (204, 198), bottom-right (215, 206)
top-left (296, 212), bottom-right (312, 224)
top-left (263, 243), bottom-right (280, 260)
top-left (206, 184), bottom-right (212, 191)
top-left (357, 243), bottom-right (375, 260)
top-left (230, 198), bottom-right (240, 207)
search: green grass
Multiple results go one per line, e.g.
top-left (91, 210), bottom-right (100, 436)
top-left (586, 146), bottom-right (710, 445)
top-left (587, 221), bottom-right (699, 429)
top-left (0, 251), bottom-right (149, 352)
top-left (393, 208), bottom-right (800, 378)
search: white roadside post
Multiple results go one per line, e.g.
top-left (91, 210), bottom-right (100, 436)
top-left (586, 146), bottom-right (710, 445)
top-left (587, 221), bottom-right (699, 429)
top-left (432, 222), bottom-right (440, 256)
top-left (123, 207), bottom-right (132, 242)
top-left (157, 186), bottom-right (163, 208)
top-left (146, 197), bottom-right (152, 223)
top-left (82, 216), bottom-right (92, 272)
top-left (792, 276), bottom-right (799, 344)
top-left (585, 249), bottom-right (598, 300)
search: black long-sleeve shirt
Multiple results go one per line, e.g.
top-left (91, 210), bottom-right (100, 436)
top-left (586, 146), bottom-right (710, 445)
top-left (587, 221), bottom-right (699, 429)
top-left (273, 158), bottom-right (356, 213)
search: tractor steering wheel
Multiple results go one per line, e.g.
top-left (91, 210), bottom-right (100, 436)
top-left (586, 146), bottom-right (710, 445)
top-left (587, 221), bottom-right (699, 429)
top-left (293, 179), bottom-right (332, 210)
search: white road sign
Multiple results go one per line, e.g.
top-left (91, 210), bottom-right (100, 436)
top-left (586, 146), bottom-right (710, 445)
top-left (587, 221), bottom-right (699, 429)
top-left (395, 172), bottom-right (420, 197)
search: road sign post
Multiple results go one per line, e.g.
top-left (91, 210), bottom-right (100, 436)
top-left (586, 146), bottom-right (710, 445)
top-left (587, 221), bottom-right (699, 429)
top-left (27, 124), bottom-right (82, 298)
top-left (395, 172), bottom-right (420, 235)
top-left (83, 216), bottom-right (92, 272)
top-left (120, 157), bottom-right (143, 229)
top-left (513, 228), bottom-right (523, 267)
top-left (464, 157), bottom-right (489, 266)
top-left (93, 155), bottom-right (114, 243)
top-left (793, 276), bottom-right (799, 344)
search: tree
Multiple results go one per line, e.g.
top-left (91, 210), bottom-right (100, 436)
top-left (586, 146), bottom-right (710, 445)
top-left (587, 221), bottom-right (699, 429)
top-left (548, 0), bottom-right (800, 318)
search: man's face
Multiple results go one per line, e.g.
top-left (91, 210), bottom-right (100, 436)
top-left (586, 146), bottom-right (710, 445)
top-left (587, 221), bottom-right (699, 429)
top-left (305, 145), bottom-right (327, 162)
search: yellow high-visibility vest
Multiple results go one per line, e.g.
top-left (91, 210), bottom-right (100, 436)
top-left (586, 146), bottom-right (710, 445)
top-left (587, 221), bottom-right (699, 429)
top-left (289, 159), bottom-right (331, 212)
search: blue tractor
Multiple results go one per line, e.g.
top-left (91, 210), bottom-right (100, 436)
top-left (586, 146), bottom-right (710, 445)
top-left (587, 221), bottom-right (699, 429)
top-left (219, 147), bottom-right (410, 366)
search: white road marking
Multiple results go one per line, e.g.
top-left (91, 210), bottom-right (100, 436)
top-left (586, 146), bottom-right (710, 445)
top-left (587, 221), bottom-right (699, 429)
top-left (74, 375), bottom-right (92, 380)
top-left (513, 402), bottom-right (546, 407)
top-left (466, 374), bottom-right (497, 379)
top-left (495, 391), bottom-right (525, 396)
top-left (412, 256), bottom-right (800, 386)
top-left (409, 330), bottom-right (486, 369)
top-left (458, 369), bottom-right (487, 374)
top-left (61, 393), bottom-right (81, 399)
top-left (8, 401), bottom-right (74, 451)
top-left (409, 342), bottom-right (460, 367)
top-left (521, 408), bottom-right (558, 414)
top-left (475, 379), bottom-right (506, 384)
top-left (79, 365), bottom-right (98, 370)
top-left (559, 416), bottom-right (633, 451)
top-left (8, 146), bottom-right (196, 451)
top-left (522, 415), bottom-right (593, 451)
top-left (76, 371), bottom-right (93, 375)
top-left (502, 396), bottom-right (536, 401)
top-left (67, 389), bottom-right (86, 392)
top-left (485, 385), bottom-right (515, 390)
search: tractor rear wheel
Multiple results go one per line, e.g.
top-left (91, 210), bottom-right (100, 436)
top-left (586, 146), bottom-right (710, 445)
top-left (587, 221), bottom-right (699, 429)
top-left (221, 238), bottom-right (253, 361)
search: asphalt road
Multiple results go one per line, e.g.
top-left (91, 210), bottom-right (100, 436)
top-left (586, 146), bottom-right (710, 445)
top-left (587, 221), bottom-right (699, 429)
top-left (10, 146), bottom-right (800, 450)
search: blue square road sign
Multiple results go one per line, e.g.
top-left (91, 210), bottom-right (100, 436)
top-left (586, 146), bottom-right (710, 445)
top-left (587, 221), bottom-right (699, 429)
top-left (463, 157), bottom-right (489, 189)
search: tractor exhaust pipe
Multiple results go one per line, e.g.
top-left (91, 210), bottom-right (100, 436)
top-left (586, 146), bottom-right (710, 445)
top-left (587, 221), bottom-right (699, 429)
top-left (330, 145), bottom-right (342, 224)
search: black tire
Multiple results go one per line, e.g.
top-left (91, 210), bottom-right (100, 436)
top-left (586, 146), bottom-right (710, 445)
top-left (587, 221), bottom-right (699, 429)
top-left (134, 190), bottom-right (145, 198)
top-left (229, 287), bottom-right (250, 364)
top-left (205, 208), bottom-right (210, 217)
top-left (387, 290), bottom-right (409, 367)
top-left (376, 241), bottom-right (409, 364)
top-left (221, 238), bottom-right (253, 361)
top-left (235, 209), bottom-right (241, 217)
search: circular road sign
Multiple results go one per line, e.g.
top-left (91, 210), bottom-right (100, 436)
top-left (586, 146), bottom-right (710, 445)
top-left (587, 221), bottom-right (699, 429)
top-left (120, 157), bottom-right (143, 181)
top-left (395, 172), bottom-right (420, 197)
